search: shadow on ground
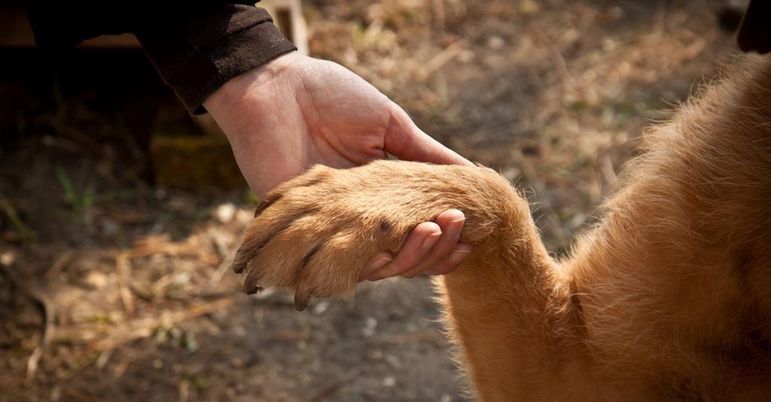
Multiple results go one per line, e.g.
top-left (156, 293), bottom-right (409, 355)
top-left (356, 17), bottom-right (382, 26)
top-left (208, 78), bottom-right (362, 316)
top-left (1, 1), bottom-right (739, 401)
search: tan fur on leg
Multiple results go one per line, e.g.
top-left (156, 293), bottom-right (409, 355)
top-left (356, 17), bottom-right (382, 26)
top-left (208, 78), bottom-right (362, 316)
top-left (234, 55), bottom-right (771, 401)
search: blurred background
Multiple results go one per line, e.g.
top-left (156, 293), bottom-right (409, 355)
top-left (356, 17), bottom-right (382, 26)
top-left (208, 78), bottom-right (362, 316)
top-left (0, 0), bottom-right (748, 401)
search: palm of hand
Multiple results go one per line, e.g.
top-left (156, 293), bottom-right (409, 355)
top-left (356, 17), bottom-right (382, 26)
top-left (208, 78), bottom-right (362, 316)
top-left (290, 57), bottom-right (394, 169)
top-left (204, 52), bottom-right (473, 281)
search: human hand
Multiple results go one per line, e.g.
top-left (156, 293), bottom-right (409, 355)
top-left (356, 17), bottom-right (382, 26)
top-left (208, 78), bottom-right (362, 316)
top-left (204, 51), bottom-right (474, 279)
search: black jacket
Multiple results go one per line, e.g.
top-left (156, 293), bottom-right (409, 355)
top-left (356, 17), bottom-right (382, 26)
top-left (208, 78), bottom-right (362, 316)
top-left (27, 1), bottom-right (296, 114)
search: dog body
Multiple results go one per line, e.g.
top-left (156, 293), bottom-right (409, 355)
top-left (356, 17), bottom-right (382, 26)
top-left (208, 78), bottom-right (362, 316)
top-left (234, 55), bottom-right (771, 401)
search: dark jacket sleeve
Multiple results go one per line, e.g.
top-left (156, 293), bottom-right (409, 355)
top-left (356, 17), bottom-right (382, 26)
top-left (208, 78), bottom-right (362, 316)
top-left (27, 1), bottom-right (297, 114)
top-left (738, 0), bottom-right (771, 55)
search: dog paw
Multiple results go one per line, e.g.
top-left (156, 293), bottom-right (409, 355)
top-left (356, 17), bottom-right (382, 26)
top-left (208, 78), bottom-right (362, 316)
top-left (232, 160), bottom-right (516, 310)
top-left (232, 164), bottom-right (428, 310)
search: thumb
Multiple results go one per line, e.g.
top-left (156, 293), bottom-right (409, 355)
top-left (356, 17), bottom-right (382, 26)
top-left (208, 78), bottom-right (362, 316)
top-left (383, 103), bottom-right (474, 167)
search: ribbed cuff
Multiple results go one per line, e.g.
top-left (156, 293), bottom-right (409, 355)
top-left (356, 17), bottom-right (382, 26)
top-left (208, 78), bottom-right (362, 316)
top-left (136, 5), bottom-right (297, 114)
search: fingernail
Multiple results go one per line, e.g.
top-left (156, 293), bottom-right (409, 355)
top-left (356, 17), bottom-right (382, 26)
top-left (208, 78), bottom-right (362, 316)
top-left (421, 232), bottom-right (442, 252)
top-left (446, 209), bottom-right (465, 223)
top-left (360, 254), bottom-right (392, 281)
top-left (448, 245), bottom-right (472, 265)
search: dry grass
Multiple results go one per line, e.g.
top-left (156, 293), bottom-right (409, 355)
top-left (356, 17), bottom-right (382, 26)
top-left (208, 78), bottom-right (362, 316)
top-left (0, 1), bottom-right (738, 401)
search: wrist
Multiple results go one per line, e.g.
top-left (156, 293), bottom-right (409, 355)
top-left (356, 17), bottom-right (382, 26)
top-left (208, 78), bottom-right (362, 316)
top-left (204, 51), bottom-right (300, 119)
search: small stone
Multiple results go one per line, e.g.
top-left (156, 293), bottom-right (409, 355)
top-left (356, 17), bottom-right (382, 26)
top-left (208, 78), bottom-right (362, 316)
top-left (487, 36), bottom-right (505, 50)
top-left (235, 209), bottom-right (253, 225)
top-left (569, 213), bottom-right (588, 229)
top-left (385, 354), bottom-right (402, 369)
top-left (173, 272), bottom-right (191, 286)
top-left (502, 167), bottom-right (521, 181)
top-left (312, 300), bottom-right (330, 315)
top-left (100, 218), bottom-right (120, 236)
top-left (368, 349), bottom-right (383, 360)
top-left (214, 203), bottom-right (237, 223)
top-left (84, 271), bottom-right (108, 289)
top-left (0, 250), bottom-right (17, 266)
top-left (362, 317), bottom-right (378, 337)
top-left (458, 49), bottom-right (476, 63)
top-left (519, 0), bottom-right (539, 15)
top-left (383, 376), bottom-right (396, 387)
top-left (608, 6), bottom-right (624, 19)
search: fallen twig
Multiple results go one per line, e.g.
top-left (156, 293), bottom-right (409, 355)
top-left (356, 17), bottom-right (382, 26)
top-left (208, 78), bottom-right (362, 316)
top-left (129, 235), bottom-right (219, 265)
top-left (375, 330), bottom-right (443, 345)
top-left (417, 41), bottom-right (465, 81)
top-left (306, 367), bottom-right (365, 402)
top-left (1, 263), bottom-right (54, 381)
top-left (85, 297), bottom-right (234, 354)
top-left (209, 252), bottom-right (234, 285)
top-left (62, 386), bottom-right (116, 402)
top-left (115, 253), bottom-right (135, 316)
top-left (599, 154), bottom-right (618, 188)
top-left (0, 199), bottom-right (36, 242)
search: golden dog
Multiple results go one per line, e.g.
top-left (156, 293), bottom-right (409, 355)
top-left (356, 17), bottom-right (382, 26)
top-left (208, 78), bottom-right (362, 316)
top-left (232, 54), bottom-right (771, 401)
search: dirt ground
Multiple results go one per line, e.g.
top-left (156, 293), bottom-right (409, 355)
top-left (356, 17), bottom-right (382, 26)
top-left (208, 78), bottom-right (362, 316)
top-left (0, 1), bottom-right (742, 401)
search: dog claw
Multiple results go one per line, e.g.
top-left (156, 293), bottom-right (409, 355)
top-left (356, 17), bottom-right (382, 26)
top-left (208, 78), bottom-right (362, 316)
top-left (254, 194), bottom-right (282, 218)
top-left (247, 285), bottom-right (263, 295)
top-left (232, 243), bottom-right (251, 274)
top-left (294, 289), bottom-right (311, 311)
top-left (243, 267), bottom-right (263, 294)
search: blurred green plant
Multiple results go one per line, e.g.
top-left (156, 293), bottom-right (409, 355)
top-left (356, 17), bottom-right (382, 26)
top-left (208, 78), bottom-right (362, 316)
top-left (154, 323), bottom-right (199, 353)
top-left (0, 199), bottom-right (36, 242)
top-left (244, 190), bottom-right (260, 206)
top-left (55, 166), bottom-right (95, 223)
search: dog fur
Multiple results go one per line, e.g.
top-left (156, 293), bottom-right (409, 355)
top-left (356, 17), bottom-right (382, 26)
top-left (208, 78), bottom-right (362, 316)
top-left (233, 54), bottom-right (771, 401)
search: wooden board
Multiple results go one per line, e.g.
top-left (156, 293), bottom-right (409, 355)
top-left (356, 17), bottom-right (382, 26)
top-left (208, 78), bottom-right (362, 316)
top-left (0, 4), bottom-right (140, 48)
